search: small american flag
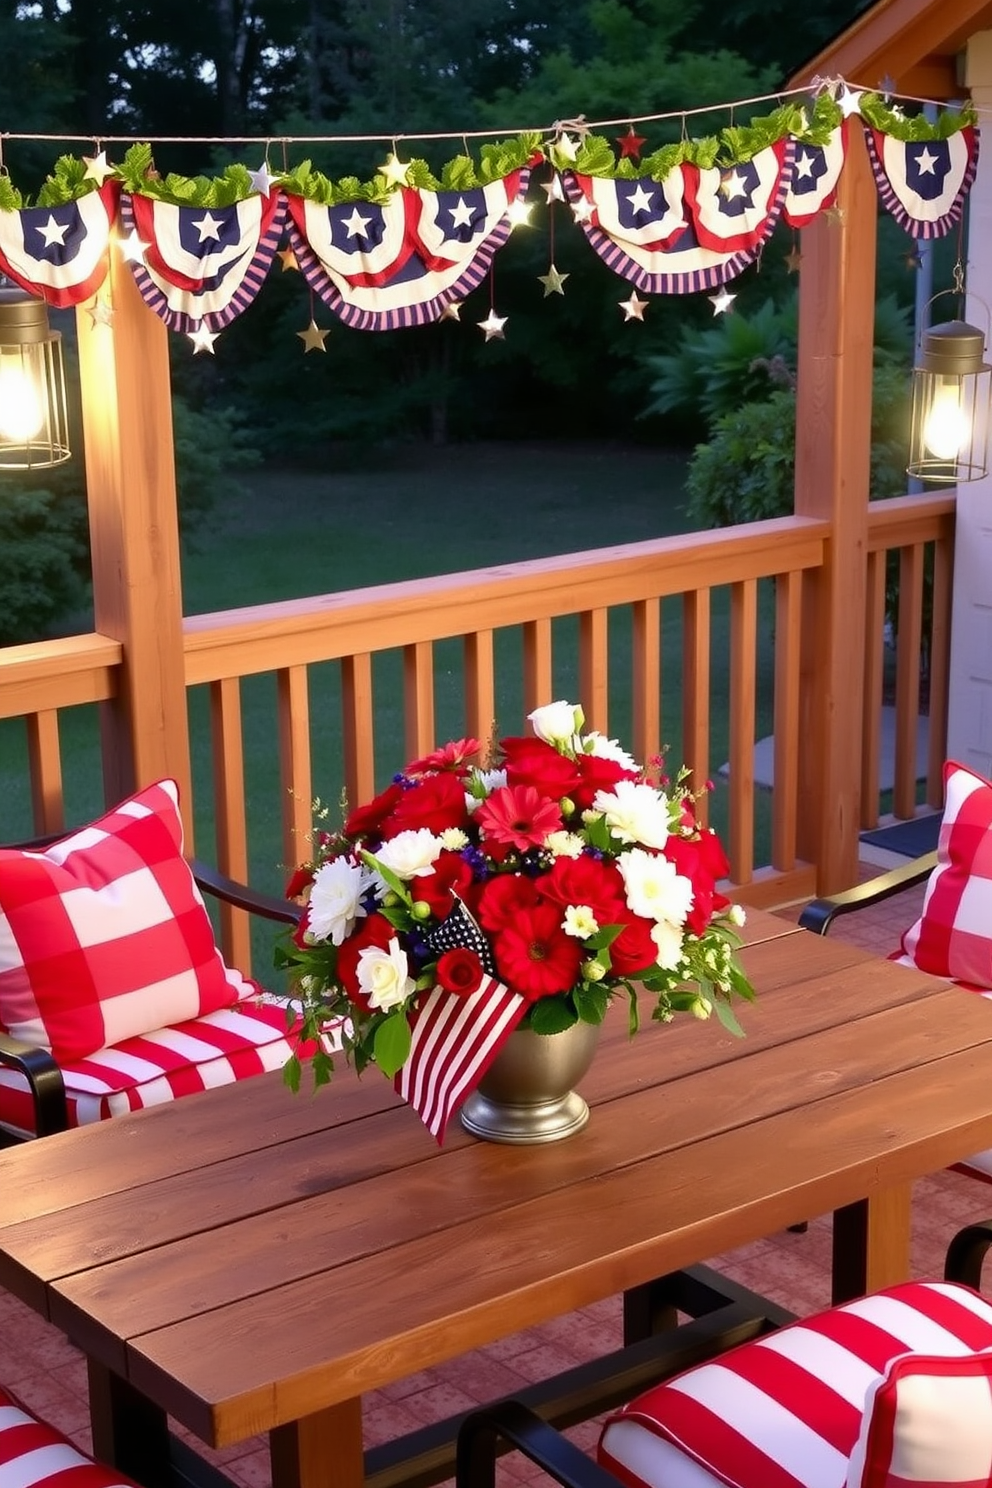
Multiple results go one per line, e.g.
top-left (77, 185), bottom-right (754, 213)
top-left (394, 977), bottom-right (526, 1143)
top-left (423, 894), bottom-right (497, 975)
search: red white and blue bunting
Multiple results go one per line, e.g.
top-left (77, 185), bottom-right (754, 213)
top-left (0, 103), bottom-right (980, 337)
top-left (864, 125), bottom-right (979, 239)
top-left (285, 170), bottom-right (531, 329)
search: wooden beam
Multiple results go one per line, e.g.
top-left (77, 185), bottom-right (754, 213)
top-left (793, 126), bottom-right (878, 894)
top-left (75, 252), bottom-right (192, 829)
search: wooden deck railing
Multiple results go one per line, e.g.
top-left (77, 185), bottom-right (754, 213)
top-left (0, 494), bottom-right (955, 975)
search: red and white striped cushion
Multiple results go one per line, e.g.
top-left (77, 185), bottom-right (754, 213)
top-left (0, 1385), bottom-right (138, 1486)
top-left (0, 780), bottom-right (257, 1064)
top-left (598, 1281), bottom-right (992, 1488)
top-left (0, 997), bottom-right (297, 1139)
top-left (899, 760), bottom-right (992, 989)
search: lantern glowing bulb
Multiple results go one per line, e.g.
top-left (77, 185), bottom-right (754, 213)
top-left (922, 383), bottom-right (970, 461)
top-left (0, 359), bottom-right (44, 442)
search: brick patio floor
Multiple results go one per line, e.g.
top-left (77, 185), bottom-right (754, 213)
top-left (4, 864), bottom-right (989, 1488)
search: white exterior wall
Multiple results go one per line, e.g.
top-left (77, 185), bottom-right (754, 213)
top-left (947, 33), bottom-right (992, 776)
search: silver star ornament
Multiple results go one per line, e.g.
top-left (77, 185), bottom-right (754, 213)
top-left (478, 310), bottom-right (507, 342)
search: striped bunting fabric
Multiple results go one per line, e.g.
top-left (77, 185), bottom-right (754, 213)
top-left (598, 1280), bottom-right (992, 1488)
top-left (782, 122), bottom-right (849, 228)
top-left (0, 183), bottom-right (119, 307)
top-left (394, 977), bottom-right (527, 1144)
top-left (0, 1385), bottom-right (139, 1487)
top-left (120, 189), bottom-right (288, 333)
top-left (864, 125), bottom-right (980, 239)
top-left (284, 168), bottom-right (531, 330)
top-left (562, 137), bottom-right (794, 296)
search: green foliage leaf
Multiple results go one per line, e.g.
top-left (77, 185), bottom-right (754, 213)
top-left (373, 1012), bottom-right (413, 1077)
top-left (526, 997), bottom-right (578, 1035)
top-left (572, 982), bottom-right (610, 1023)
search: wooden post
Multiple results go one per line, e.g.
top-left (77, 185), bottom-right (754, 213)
top-left (793, 123), bottom-right (878, 893)
top-left (75, 250), bottom-right (193, 830)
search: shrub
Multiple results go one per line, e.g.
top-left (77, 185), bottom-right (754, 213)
top-left (0, 485), bottom-right (88, 645)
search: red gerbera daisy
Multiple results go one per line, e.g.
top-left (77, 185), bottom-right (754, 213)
top-left (475, 784), bottom-right (562, 852)
top-left (405, 737), bottom-right (481, 777)
top-left (493, 902), bottom-right (583, 1000)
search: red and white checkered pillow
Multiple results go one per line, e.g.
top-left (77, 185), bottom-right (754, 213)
top-left (598, 1280), bottom-right (992, 1488)
top-left (0, 1383), bottom-right (139, 1486)
top-left (898, 760), bottom-right (992, 988)
top-left (0, 780), bottom-right (258, 1063)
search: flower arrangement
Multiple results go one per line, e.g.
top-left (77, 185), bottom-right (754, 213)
top-left (280, 701), bottom-right (756, 1102)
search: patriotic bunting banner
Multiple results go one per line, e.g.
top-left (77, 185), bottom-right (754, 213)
top-left (782, 122), bottom-right (849, 228)
top-left (563, 138), bottom-right (794, 294)
top-left (394, 978), bottom-right (527, 1144)
top-left (0, 182), bottom-right (119, 308)
top-left (284, 168), bottom-right (531, 330)
top-left (864, 125), bottom-right (980, 239)
top-left (120, 189), bottom-right (288, 332)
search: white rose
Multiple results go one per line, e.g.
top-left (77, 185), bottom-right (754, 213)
top-left (356, 937), bottom-right (416, 1012)
top-left (528, 700), bottom-right (584, 746)
top-left (593, 779), bottom-right (671, 848)
top-left (306, 856), bottom-right (367, 946)
top-left (372, 828), bottom-right (443, 882)
top-left (728, 903), bottom-right (747, 928)
top-left (618, 847), bottom-right (694, 925)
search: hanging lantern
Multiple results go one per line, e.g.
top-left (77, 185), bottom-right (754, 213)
top-left (0, 284), bottom-right (71, 471)
top-left (907, 263), bottom-right (992, 484)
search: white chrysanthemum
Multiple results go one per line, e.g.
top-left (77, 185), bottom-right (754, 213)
top-left (373, 828), bottom-right (442, 881)
top-left (562, 904), bottom-right (599, 939)
top-left (651, 919), bottom-right (686, 972)
top-left (356, 937), bottom-right (416, 1012)
top-left (306, 856), bottom-right (367, 946)
top-left (593, 780), bottom-right (671, 848)
top-left (528, 700), bottom-right (584, 747)
top-left (545, 829), bottom-right (585, 859)
top-left (728, 903), bottom-right (747, 928)
top-left (439, 827), bottom-right (469, 850)
top-left (618, 848), bottom-right (694, 924)
top-left (585, 731), bottom-right (640, 773)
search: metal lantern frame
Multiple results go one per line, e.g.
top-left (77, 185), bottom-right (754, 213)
top-left (0, 283), bottom-right (71, 471)
top-left (907, 267), bottom-right (992, 485)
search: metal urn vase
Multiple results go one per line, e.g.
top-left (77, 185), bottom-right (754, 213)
top-left (460, 1019), bottom-right (601, 1145)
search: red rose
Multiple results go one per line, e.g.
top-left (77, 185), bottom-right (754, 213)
top-left (477, 872), bottom-right (541, 932)
top-left (436, 948), bottom-right (484, 996)
top-left (571, 752), bottom-right (638, 810)
top-left (607, 911), bottom-right (659, 978)
top-left (500, 737), bottom-right (584, 802)
top-left (380, 771), bottom-right (470, 839)
top-left (335, 913), bottom-right (396, 1011)
top-left (285, 865), bottom-right (314, 899)
top-left (345, 781), bottom-right (404, 840)
top-left (410, 851), bottom-right (477, 919)
top-left (492, 902), bottom-right (583, 1001)
top-left (536, 854), bottom-right (626, 924)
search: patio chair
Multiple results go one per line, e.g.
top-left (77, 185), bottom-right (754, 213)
top-left (798, 757), bottom-right (992, 1180)
top-left (455, 1218), bottom-right (992, 1488)
top-left (0, 778), bottom-right (321, 1143)
top-left (0, 1380), bottom-right (150, 1488)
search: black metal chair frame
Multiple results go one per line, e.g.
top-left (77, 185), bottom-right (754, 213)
top-left (454, 1220), bottom-right (992, 1488)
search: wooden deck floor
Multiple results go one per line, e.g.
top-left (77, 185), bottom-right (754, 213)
top-left (4, 866), bottom-right (989, 1488)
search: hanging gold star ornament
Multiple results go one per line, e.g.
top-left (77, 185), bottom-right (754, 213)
top-left (506, 199), bottom-right (532, 229)
top-left (824, 204), bottom-right (846, 224)
top-left (571, 196), bottom-right (595, 224)
top-left (118, 227), bottom-right (150, 264)
top-left (188, 322), bottom-right (219, 355)
top-left (478, 310), bottom-right (507, 342)
top-left (538, 265), bottom-right (569, 297)
top-left (297, 319), bottom-right (330, 353)
top-left (440, 302), bottom-right (462, 321)
top-left (277, 245), bottom-right (299, 272)
top-left (249, 160), bottom-right (279, 196)
top-left (619, 291), bottom-right (648, 322)
top-left (552, 133), bottom-right (580, 166)
top-left (85, 295), bottom-right (114, 327)
top-left (83, 149), bottom-right (115, 186)
top-left (379, 152), bottom-right (411, 187)
top-left (542, 174), bottom-right (565, 204)
top-left (784, 245), bottom-right (802, 274)
top-left (838, 83), bottom-right (864, 117)
top-left (709, 286), bottom-right (736, 316)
